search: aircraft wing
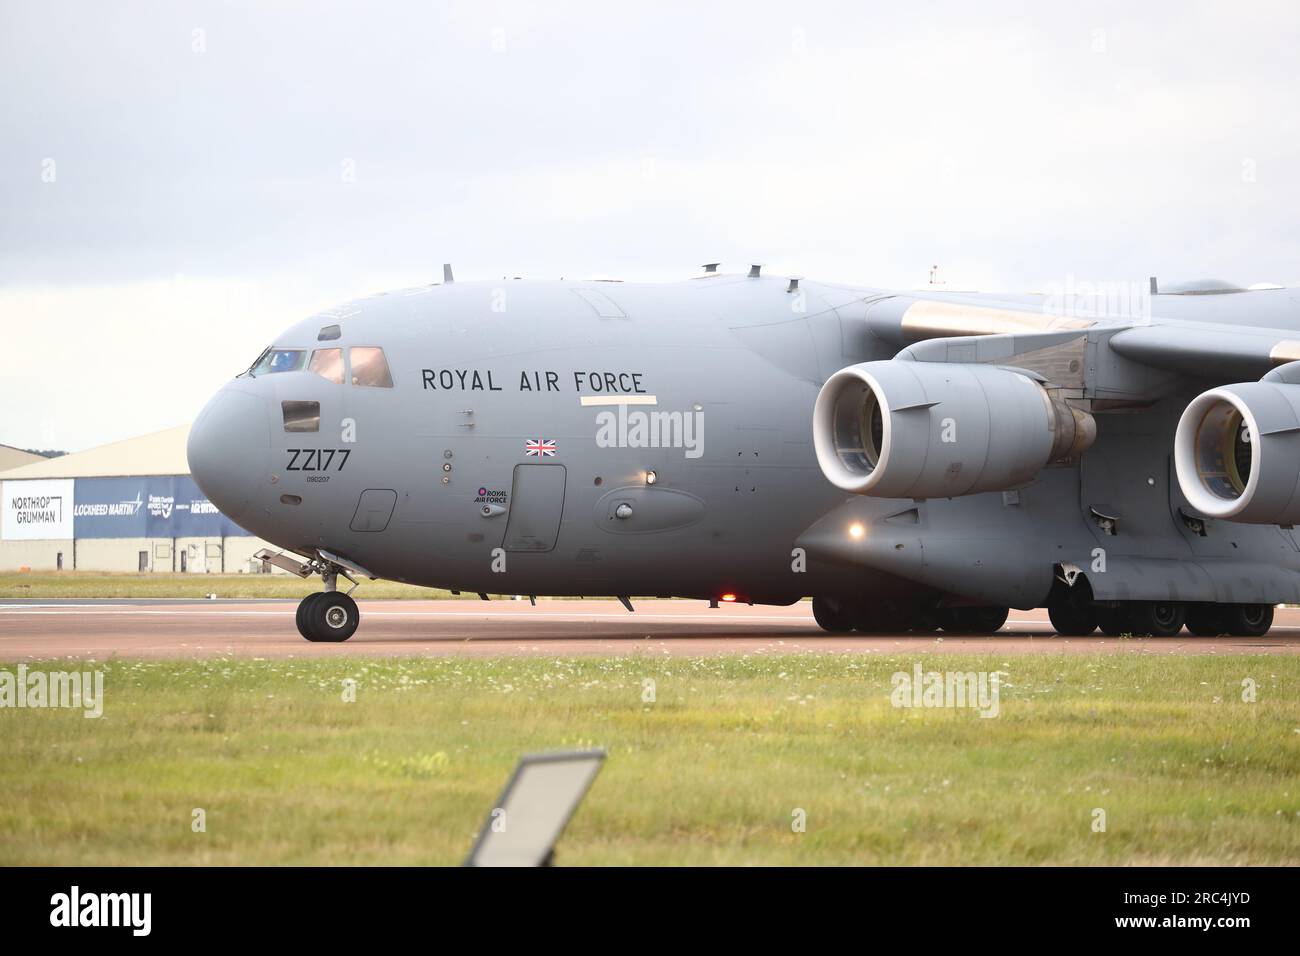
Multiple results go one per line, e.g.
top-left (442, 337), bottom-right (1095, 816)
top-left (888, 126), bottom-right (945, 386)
top-left (861, 291), bottom-right (1300, 394)
top-left (1107, 323), bottom-right (1300, 382)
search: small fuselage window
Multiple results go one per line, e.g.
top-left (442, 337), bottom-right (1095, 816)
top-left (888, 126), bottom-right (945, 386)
top-left (282, 400), bottom-right (321, 433)
top-left (251, 348), bottom-right (307, 376)
top-left (309, 348), bottom-right (345, 384)
top-left (350, 347), bottom-right (394, 388)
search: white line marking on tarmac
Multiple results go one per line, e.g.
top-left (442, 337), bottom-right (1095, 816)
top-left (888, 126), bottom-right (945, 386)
top-left (0, 606), bottom-right (817, 624)
top-left (5, 607), bottom-right (1295, 636)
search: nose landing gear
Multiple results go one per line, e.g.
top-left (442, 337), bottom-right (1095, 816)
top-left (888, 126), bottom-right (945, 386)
top-left (254, 548), bottom-right (371, 643)
top-left (296, 590), bottom-right (360, 642)
top-left (295, 561), bottom-right (365, 642)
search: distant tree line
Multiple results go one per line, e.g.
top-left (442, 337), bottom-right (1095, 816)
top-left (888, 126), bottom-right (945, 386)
top-left (23, 449), bottom-right (67, 458)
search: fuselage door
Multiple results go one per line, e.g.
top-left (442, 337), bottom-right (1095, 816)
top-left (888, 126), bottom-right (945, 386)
top-left (503, 464), bottom-right (567, 552)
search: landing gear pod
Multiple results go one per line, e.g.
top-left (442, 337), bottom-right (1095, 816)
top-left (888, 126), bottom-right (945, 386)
top-left (812, 361), bottom-right (1095, 498)
top-left (1175, 382), bottom-right (1300, 524)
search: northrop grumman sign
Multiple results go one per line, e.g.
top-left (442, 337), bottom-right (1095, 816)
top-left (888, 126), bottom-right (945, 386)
top-left (1, 477), bottom-right (250, 540)
top-left (2, 479), bottom-right (75, 540)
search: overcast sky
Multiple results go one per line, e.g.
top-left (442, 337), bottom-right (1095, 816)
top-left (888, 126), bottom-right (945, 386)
top-left (3, 0), bottom-right (1298, 450)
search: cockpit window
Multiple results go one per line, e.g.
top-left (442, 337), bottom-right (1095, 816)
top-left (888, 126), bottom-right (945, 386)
top-left (308, 348), bottom-right (345, 384)
top-left (350, 347), bottom-right (393, 388)
top-left (251, 348), bottom-right (306, 376)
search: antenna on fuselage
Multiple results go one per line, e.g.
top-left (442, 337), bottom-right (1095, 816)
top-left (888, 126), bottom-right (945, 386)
top-left (443, 263), bottom-right (455, 284)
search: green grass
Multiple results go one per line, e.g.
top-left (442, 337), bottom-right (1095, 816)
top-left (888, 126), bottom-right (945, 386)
top-left (1, 654), bottom-right (1296, 865)
top-left (0, 572), bottom-right (473, 600)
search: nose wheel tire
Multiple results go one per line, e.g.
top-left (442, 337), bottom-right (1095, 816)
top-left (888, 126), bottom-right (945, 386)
top-left (295, 593), bottom-right (320, 637)
top-left (297, 591), bottom-right (360, 642)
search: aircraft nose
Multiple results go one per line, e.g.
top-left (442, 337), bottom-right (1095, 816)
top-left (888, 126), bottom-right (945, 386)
top-left (187, 384), bottom-right (272, 525)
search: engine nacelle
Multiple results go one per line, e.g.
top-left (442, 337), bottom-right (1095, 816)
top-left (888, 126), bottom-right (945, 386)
top-left (1174, 382), bottom-right (1300, 524)
top-left (813, 360), bottom-right (1095, 498)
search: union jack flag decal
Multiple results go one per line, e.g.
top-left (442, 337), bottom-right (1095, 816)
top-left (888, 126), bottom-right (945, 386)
top-left (524, 438), bottom-right (557, 458)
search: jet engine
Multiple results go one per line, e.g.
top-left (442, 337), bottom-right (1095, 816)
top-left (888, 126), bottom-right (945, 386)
top-left (812, 360), bottom-right (1096, 498)
top-left (1174, 381), bottom-right (1300, 524)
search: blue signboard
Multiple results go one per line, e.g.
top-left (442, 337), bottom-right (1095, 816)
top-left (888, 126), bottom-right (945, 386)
top-left (72, 477), bottom-right (251, 538)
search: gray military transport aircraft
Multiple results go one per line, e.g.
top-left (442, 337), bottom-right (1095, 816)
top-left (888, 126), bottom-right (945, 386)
top-left (186, 265), bottom-right (1300, 642)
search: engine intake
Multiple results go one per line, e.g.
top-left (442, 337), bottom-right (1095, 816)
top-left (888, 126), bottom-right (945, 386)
top-left (1174, 382), bottom-right (1300, 524)
top-left (813, 360), bottom-right (1095, 498)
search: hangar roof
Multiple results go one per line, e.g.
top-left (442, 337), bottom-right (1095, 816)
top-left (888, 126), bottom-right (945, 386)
top-left (0, 425), bottom-right (191, 480)
top-left (0, 444), bottom-right (46, 474)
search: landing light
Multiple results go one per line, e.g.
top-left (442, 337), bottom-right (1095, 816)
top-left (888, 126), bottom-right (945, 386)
top-left (849, 523), bottom-right (865, 539)
top-left (645, 470), bottom-right (658, 485)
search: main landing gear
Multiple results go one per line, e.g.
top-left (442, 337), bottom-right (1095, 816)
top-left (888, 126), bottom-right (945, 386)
top-left (814, 591), bottom-right (1277, 638)
top-left (811, 597), bottom-right (1009, 635)
top-left (1044, 569), bottom-right (1275, 637)
top-left (1046, 596), bottom-right (1273, 637)
top-left (1182, 602), bottom-right (1273, 637)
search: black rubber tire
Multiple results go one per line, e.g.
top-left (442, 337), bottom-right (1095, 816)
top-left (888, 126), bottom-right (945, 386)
top-left (1127, 601), bottom-right (1186, 637)
top-left (849, 602), bottom-right (906, 633)
top-left (1185, 604), bottom-right (1226, 637)
top-left (933, 607), bottom-right (960, 632)
top-left (1095, 605), bottom-right (1129, 637)
top-left (1223, 603), bottom-right (1274, 637)
top-left (301, 591), bottom-right (360, 642)
top-left (945, 606), bottom-right (1009, 635)
top-left (295, 593), bottom-right (323, 640)
top-left (911, 608), bottom-right (944, 633)
top-left (811, 596), bottom-right (853, 633)
top-left (1048, 600), bottom-right (1097, 636)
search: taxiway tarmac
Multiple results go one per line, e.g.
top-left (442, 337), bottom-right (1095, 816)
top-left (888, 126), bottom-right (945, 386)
top-left (1, 599), bottom-right (1298, 659)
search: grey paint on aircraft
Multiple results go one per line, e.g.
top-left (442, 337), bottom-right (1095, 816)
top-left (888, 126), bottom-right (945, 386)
top-left (187, 272), bottom-right (1300, 637)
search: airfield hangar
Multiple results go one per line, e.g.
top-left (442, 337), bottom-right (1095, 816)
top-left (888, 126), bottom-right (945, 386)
top-left (0, 427), bottom-right (274, 573)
